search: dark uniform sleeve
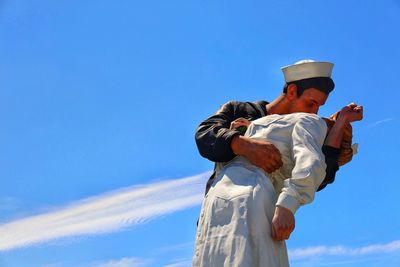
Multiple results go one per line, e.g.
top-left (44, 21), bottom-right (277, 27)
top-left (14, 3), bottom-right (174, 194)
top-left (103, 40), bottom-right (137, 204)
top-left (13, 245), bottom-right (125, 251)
top-left (195, 101), bottom-right (242, 163)
top-left (317, 145), bottom-right (340, 191)
top-left (195, 100), bottom-right (340, 192)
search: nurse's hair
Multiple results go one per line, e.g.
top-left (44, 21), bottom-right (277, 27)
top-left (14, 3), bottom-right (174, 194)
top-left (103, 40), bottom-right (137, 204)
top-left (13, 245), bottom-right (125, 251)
top-left (323, 112), bottom-right (354, 166)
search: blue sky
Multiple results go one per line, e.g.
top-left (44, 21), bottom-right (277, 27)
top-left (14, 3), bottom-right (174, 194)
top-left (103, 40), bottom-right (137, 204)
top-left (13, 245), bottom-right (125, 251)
top-left (1, 0), bottom-right (399, 266)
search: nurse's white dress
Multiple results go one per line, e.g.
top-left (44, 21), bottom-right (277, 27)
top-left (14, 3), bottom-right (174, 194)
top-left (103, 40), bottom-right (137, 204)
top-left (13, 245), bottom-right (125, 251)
top-left (193, 113), bottom-right (328, 267)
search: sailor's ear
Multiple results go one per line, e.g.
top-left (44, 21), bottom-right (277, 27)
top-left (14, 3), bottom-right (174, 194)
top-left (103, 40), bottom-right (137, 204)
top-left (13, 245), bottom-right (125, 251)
top-left (286, 84), bottom-right (298, 100)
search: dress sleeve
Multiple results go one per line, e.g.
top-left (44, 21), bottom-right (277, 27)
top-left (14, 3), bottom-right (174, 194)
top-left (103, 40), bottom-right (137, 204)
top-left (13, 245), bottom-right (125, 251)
top-left (195, 101), bottom-right (242, 162)
top-left (276, 115), bottom-right (328, 214)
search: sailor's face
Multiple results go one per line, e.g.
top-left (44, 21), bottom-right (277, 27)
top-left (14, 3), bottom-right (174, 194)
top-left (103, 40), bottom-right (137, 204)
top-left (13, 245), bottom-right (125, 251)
top-left (289, 88), bottom-right (328, 114)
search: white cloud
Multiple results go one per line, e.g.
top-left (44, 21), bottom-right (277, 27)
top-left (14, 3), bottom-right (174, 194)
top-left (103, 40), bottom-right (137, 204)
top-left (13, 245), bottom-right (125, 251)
top-left (163, 258), bottom-right (192, 267)
top-left (366, 118), bottom-right (394, 128)
top-left (41, 263), bottom-right (63, 267)
top-left (289, 240), bottom-right (400, 259)
top-left (157, 241), bottom-right (193, 253)
top-left (0, 172), bottom-right (210, 251)
top-left (92, 257), bottom-right (149, 267)
top-left (0, 196), bottom-right (20, 211)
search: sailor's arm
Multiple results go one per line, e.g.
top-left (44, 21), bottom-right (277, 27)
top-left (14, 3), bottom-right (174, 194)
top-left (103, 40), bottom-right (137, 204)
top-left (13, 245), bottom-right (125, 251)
top-left (231, 134), bottom-right (283, 173)
top-left (195, 101), bottom-right (282, 173)
top-left (195, 101), bottom-right (243, 162)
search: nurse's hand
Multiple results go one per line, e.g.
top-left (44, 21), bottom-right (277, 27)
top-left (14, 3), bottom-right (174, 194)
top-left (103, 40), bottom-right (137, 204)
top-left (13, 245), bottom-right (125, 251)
top-left (336, 103), bottom-right (364, 123)
top-left (231, 136), bottom-right (283, 173)
top-left (271, 206), bottom-right (295, 241)
top-left (229, 117), bottom-right (251, 130)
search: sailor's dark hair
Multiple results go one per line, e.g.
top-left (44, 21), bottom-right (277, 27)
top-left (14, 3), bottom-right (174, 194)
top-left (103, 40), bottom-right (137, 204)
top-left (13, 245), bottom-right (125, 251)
top-left (283, 77), bottom-right (335, 96)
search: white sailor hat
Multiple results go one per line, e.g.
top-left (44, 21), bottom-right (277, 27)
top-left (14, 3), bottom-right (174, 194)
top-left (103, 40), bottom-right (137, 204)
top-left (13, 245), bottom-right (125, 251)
top-left (281, 59), bottom-right (334, 83)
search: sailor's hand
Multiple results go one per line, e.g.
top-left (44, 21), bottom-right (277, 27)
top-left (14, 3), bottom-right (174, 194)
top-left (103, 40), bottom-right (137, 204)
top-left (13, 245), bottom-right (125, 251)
top-left (337, 103), bottom-right (364, 123)
top-left (271, 206), bottom-right (295, 241)
top-left (231, 136), bottom-right (283, 173)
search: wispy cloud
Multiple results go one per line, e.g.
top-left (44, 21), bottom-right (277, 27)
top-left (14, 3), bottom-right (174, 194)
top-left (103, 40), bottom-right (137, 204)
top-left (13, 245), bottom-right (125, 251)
top-left (163, 258), bottom-right (192, 267)
top-left (157, 241), bottom-right (193, 253)
top-left (92, 257), bottom-right (149, 267)
top-left (289, 240), bottom-right (400, 259)
top-left (0, 197), bottom-right (20, 211)
top-left (41, 263), bottom-right (63, 267)
top-left (366, 118), bottom-right (395, 128)
top-left (0, 172), bottom-right (210, 251)
top-left (90, 240), bottom-right (400, 267)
